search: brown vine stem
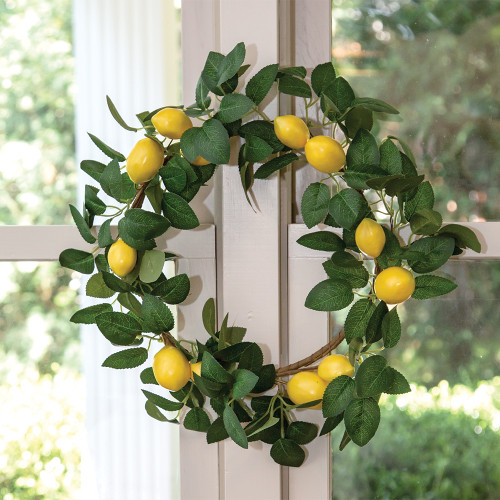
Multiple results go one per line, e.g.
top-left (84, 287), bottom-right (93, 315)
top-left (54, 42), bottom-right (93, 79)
top-left (276, 329), bottom-right (345, 377)
top-left (131, 181), bottom-right (150, 209)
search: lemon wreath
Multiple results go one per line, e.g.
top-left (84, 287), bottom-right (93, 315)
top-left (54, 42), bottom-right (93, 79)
top-left (60, 42), bottom-right (481, 467)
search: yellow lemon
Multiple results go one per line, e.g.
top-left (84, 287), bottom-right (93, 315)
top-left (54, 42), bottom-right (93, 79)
top-left (273, 115), bottom-right (310, 149)
top-left (192, 155), bottom-right (211, 166)
top-left (107, 238), bottom-right (137, 278)
top-left (355, 218), bottom-right (386, 258)
top-left (304, 135), bottom-right (346, 173)
top-left (152, 346), bottom-right (191, 391)
top-left (126, 137), bottom-right (164, 184)
top-left (190, 361), bottom-right (202, 379)
top-left (374, 267), bottom-right (416, 304)
top-left (318, 354), bottom-right (355, 383)
top-left (286, 371), bottom-right (327, 410)
top-left (151, 108), bottom-right (193, 139)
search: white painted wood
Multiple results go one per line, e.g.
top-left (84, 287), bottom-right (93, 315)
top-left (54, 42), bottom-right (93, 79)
top-left (292, 0), bottom-right (333, 224)
top-left (0, 224), bottom-right (215, 261)
top-left (289, 222), bottom-right (498, 260)
top-left (288, 250), bottom-right (332, 500)
top-left (215, 2), bottom-right (283, 499)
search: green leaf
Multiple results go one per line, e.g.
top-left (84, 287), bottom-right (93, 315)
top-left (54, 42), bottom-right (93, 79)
top-left (384, 367), bottom-right (411, 395)
top-left (412, 275), bottom-right (458, 300)
top-left (344, 397), bottom-right (380, 446)
top-left (379, 139), bottom-right (403, 175)
top-left (232, 369), bottom-right (259, 399)
top-left (140, 367), bottom-right (159, 385)
top-left (214, 342), bottom-right (253, 363)
top-left (70, 303), bottom-right (113, 324)
top-left (96, 311), bottom-right (142, 345)
top-left (118, 292), bottom-right (142, 317)
top-left (120, 172), bottom-right (136, 201)
top-left (323, 253), bottom-right (369, 289)
top-left (101, 271), bottom-right (132, 293)
top-left (321, 77), bottom-right (354, 116)
top-left (277, 74), bottom-right (312, 98)
top-left (118, 208), bottom-right (170, 240)
top-left (305, 279), bottom-right (354, 311)
top-left (238, 343), bottom-right (264, 374)
top-left (179, 127), bottom-right (200, 164)
top-left (99, 159), bottom-right (122, 201)
top-left (278, 66), bottom-right (307, 78)
top-left (106, 95), bottom-right (140, 131)
top-left (81, 159), bottom-right (106, 182)
top-left (322, 375), bottom-right (355, 418)
top-left (194, 118), bottom-right (230, 165)
top-left (388, 135), bottom-right (417, 167)
top-left (160, 161), bottom-right (188, 194)
top-left (270, 438), bottom-right (305, 467)
top-left (201, 50), bottom-right (224, 91)
top-left (201, 351), bottom-right (233, 384)
top-left (195, 75), bottom-right (211, 109)
top-left (202, 298), bottom-right (216, 337)
top-left (246, 63), bottom-right (279, 105)
top-left (86, 272), bottom-right (115, 298)
top-left (88, 133), bottom-right (125, 161)
top-left (144, 401), bottom-right (168, 422)
top-left (355, 355), bottom-right (392, 397)
top-left (142, 389), bottom-right (184, 411)
top-left (218, 94), bottom-right (254, 123)
top-left (286, 421), bottom-right (318, 445)
top-left (407, 235), bottom-right (456, 273)
top-left (311, 62), bottom-right (336, 96)
top-left (297, 231), bottom-right (345, 252)
top-left (160, 192), bottom-right (200, 230)
top-left (376, 227), bottom-right (403, 269)
top-left (365, 300), bottom-right (388, 343)
top-left (97, 219), bottom-right (113, 248)
top-left (344, 299), bottom-right (376, 343)
top-left (59, 249), bottom-right (95, 274)
top-left (365, 174), bottom-right (403, 191)
top-left (253, 364), bottom-right (276, 393)
top-left (84, 185), bottom-right (106, 216)
top-left (345, 106), bottom-right (373, 138)
top-left (343, 165), bottom-right (388, 191)
top-left (102, 347), bottom-right (148, 369)
top-left (410, 208), bottom-right (442, 236)
top-left (238, 120), bottom-right (284, 153)
top-left (141, 294), bottom-right (174, 333)
top-left (223, 405), bottom-right (248, 449)
top-left (351, 97), bottom-right (399, 114)
top-left (385, 175), bottom-right (425, 197)
top-left (193, 373), bottom-right (225, 398)
top-left (69, 205), bottom-right (96, 243)
top-left (328, 189), bottom-right (369, 230)
top-left (138, 249), bottom-right (165, 283)
top-left (381, 307), bottom-right (401, 348)
top-left (437, 224), bottom-right (481, 253)
top-left (243, 135), bottom-right (273, 162)
top-left (217, 42), bottom-right (245, 85)
top-left (152, 274), bottom-right (190, 304)
top-left (207, 417), bottom-right (229, 444)
top-left (184, 407), bottom-right (211, 432)
top-left (348, 338), bottom-right (363, 367)
top-left (346, 129), bottom-right (380, 170)
top-left (320, 414), bottom-right (344, 436)
top-left (247, 416), bottom-right (280, 440)
top-left (404, 181), bottom-right (435, 221)
top-left (254, 152), bottom-right (298, 179)
top-left (301, 182), bottom-right (330, 229)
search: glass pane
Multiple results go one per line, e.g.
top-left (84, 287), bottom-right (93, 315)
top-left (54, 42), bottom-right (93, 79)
top-left (0, 0), bottom-right (76, 224)
top-left (330, 260), bottom-right (500, 499)
top-left (332, 1), bottom-right (500, 222)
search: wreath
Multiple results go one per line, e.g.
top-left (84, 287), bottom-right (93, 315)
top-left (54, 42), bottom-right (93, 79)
top-left (60, 41), bottom-right (481, 468)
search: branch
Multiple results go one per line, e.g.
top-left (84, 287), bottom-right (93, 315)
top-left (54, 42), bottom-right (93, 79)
top-left (276, 330), bottom-right (345, 377)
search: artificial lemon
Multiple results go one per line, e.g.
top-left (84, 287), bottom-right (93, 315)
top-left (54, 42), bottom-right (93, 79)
top-left (374, 267), bottom-right (415, 304)
top-left (273, 115), bottom-right (310, 149)
top-left (190, 361), bottom-right (202, 379)
top-left (152, 346), bottom-right (191, 391)
top-left (126, 137), bottom-right (164, 184)
top-left (192, 155), bottom-right (211, 166)
top-left (151, 108), bottom-right (193, 139)
top-left (286, 371), bottom-right (327, 410)
top-left (107, 238), bottom-right (137, 278)
top-left (304, 135), bottom-right (346, 173)
top-left (318, 354), bottom-right (354, 383)
top-left (355, 218), bottom-right (386, 258)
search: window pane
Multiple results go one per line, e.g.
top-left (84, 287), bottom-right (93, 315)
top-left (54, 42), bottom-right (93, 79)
top-left (0, 0), bottom-right (76, 225)
top-left (332, 1), bottom-right (500, 222)
top-left (330, 260), bottom-right (500, 499)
